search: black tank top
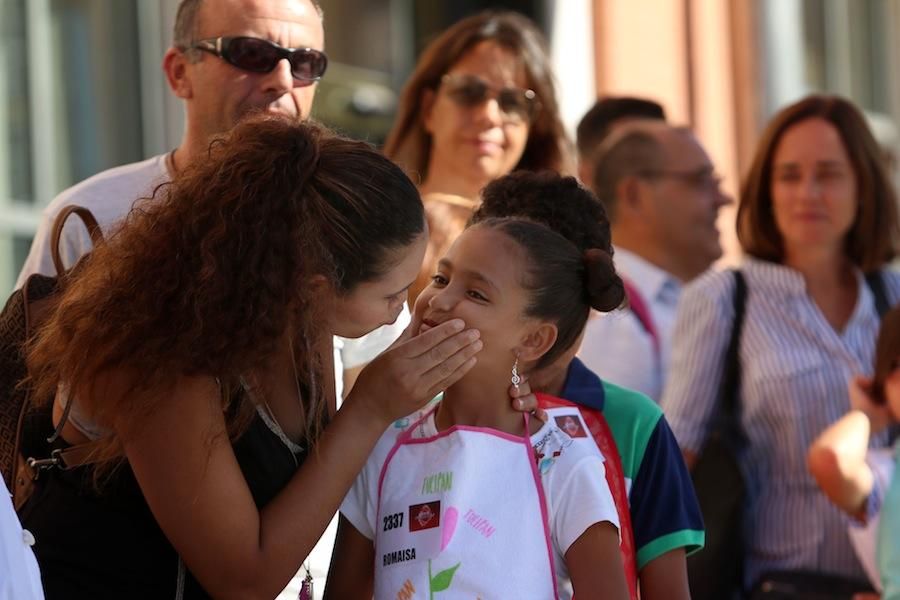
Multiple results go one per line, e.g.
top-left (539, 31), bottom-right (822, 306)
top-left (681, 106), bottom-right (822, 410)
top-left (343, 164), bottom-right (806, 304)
top-left (19, 406), bottom-right (306, 600)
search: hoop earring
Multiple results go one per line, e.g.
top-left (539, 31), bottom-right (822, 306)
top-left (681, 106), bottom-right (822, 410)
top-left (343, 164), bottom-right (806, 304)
top-left (511, 356), bottom-right (521, 390)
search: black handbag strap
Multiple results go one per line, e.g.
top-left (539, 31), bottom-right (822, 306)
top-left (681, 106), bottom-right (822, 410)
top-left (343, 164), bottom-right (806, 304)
top-left (865, 270), bottom-right (889, 318)
top-left (717, 270), bottom-right (748, 443)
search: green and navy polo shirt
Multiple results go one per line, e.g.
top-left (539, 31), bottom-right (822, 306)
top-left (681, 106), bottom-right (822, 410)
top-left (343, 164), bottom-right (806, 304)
top-left (562, 358), bottom-right (705, 569)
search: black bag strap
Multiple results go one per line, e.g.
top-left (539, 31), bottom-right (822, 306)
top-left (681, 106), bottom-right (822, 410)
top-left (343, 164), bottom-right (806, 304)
top-left (865, 270), bottom-right (889, 318)
top-left (717, 270), bottom-right (748, 443)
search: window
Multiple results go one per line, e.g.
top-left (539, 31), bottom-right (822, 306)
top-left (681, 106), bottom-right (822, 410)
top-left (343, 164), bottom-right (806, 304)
top-left (0, 0), bottom-right (149, 293)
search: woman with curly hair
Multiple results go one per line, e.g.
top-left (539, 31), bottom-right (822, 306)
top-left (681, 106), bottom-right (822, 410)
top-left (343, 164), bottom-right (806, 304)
top-left (383, 10), bottom-right (574, 304)
top-left (18, 116), bottom-right (490, 600)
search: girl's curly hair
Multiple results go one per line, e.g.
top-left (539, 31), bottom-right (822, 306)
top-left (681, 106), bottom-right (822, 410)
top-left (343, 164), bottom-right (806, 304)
top-left (469, 171), bottom-right (624, 367)
top-left (26, 115), bottom-right (424, 472)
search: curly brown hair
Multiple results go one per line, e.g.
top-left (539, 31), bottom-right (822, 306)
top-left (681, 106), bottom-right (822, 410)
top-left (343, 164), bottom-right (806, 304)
top-left (26, 115), bottom-right (424, 471)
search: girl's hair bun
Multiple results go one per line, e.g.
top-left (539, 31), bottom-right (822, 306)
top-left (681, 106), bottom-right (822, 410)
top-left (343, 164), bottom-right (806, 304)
top-left (583, 248), bottom-right (625, 312)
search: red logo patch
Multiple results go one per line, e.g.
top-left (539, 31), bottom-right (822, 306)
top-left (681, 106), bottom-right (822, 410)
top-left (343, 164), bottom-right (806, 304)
top-left (555, 415), bottom-right (587, 438)
top-left (408, 501), bottom-right (441, 532)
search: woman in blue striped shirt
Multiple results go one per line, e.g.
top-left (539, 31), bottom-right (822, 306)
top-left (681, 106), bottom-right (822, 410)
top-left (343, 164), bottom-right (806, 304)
top-left (661, 95), bottom-right (900, 595)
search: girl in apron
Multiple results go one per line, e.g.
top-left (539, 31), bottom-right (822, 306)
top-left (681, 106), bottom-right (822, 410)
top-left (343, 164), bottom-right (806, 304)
top-left (327, 203), bottom-right (630, 599)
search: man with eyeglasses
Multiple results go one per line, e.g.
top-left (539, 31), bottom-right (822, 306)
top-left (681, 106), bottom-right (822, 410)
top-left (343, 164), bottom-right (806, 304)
top-left (577, 121), bottom-right (732, 402)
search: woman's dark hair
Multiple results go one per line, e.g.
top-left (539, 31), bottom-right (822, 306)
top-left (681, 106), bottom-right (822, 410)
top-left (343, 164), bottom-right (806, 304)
top-left (873, 305), bottom-right (900, 406)
top-left (470, 172), bottom-right (623, 368)
top-left (26, 115), bottom-right (424, 472)
top-left (383, 10), bottom-right (573, 180)
top-left (738, 94), bottom-right (899, 271)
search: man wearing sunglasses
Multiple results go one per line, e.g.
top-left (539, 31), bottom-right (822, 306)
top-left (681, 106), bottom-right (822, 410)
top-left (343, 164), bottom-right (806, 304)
top-left (577, 121), bottom-right (733, 403)
top-left (19, 0), bottom-right (325, 282)
top-left (17, 1), bottom-right (405, 422)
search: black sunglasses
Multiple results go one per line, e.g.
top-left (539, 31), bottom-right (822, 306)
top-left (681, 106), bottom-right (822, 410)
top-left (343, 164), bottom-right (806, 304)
top-left (441, 74), bottom-right (539, 122)
top-left (188, 36), bottom-right (328, 82)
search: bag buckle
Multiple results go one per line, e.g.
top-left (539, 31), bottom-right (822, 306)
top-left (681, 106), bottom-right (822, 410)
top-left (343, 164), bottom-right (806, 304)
top-left (25, 448), bottom-right (65, 478)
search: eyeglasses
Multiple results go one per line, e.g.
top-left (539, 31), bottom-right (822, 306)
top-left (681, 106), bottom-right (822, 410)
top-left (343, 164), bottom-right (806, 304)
top-left (638, 168), bottom-right (723, 190)
top-left (440, 74), bottom-right (539, 123)
top-left (188, 36), bottom-right (328, 82)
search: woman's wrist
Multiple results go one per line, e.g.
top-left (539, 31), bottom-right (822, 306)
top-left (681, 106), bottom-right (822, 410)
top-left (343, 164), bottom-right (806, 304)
top-left (341, 387), bottom-right (395, 433)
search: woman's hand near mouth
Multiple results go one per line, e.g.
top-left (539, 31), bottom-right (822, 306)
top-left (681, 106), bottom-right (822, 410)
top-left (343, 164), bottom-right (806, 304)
top-left (348, 318), bottom-right (483, 425)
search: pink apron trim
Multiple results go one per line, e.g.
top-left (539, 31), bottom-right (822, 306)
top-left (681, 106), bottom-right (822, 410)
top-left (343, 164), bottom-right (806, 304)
top-left (376, 406), bottom-right (438, 502)
top-left (403, 423), bottom-right (532, 445)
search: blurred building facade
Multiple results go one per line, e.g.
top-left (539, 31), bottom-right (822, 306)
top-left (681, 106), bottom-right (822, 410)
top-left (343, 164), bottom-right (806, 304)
top-left (2, 0), bottom-right (900, 293)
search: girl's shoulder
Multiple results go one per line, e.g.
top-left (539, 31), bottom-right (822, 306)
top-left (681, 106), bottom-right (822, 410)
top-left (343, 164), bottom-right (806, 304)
top-left (533, 407), bottom-right (607, 477)
top-left (362, 405), bottom-right (436, 474)
top-left (382, 405), bottom-right (434, 442)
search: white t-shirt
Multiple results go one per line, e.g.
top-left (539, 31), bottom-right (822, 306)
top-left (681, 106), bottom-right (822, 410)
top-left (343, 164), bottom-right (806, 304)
top-left (341, 405), bottom-right (620, 598)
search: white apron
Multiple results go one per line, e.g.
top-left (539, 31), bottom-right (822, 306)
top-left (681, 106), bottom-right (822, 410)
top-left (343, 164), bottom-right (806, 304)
top-left (374, 408), bottom-right (558, 599)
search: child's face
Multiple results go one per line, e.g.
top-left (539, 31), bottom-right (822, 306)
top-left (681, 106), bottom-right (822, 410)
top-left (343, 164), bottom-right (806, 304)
top-left (414, 226), bottom-right (539, 378)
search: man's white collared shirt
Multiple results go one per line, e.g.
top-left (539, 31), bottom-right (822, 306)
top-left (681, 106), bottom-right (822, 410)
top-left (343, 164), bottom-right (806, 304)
top-left (577, 247), bottom-right (681, 401)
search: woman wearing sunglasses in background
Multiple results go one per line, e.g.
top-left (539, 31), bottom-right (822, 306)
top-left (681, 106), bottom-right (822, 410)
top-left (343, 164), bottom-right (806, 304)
top-left (383, 10), bottom-right (573, 304)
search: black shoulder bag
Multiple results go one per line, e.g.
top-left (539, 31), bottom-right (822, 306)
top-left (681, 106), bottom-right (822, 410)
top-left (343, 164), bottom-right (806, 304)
top-left (687, 269), bottom-right (748, 600)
